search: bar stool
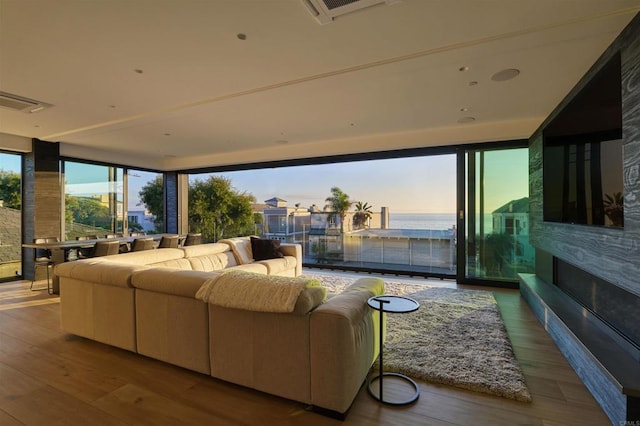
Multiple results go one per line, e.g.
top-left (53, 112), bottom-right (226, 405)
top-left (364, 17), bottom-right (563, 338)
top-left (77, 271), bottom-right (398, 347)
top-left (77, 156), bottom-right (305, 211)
top-left (31, 237), bottom-right (58, 294)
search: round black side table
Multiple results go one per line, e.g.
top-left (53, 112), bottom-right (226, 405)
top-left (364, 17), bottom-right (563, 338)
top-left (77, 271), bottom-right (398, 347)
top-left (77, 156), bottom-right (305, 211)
top-left (367, 295), bottom-right (421, 405)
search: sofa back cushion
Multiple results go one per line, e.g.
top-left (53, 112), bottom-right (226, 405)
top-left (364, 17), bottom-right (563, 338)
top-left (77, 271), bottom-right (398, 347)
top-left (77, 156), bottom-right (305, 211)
top-left (103, 248), bottom-right (185, 265)
top-left (181, 243), bottom-right (230, 258)
top-left (188, 252), bottom-right (238, 272)
top-left (150, 258), bottom-right (193, 269)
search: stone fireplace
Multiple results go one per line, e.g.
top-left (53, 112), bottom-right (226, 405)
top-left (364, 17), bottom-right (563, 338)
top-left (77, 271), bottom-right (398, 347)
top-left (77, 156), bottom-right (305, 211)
top-left (554, 258), bottom-right (640, 358)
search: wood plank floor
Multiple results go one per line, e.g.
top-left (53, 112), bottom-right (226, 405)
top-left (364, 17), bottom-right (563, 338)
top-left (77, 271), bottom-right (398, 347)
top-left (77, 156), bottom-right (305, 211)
top-left (0, 272), bottom-right (611, 425)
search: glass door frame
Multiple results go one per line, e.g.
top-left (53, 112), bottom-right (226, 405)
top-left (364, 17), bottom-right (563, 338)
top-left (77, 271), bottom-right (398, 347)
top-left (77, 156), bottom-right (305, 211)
top-left (456, 140), bottom-right (530, 288)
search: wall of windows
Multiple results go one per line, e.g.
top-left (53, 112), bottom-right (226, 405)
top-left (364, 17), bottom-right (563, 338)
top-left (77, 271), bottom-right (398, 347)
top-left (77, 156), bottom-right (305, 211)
top-left (184, 143), bottom-right (533, 284)
top-left (188, 153), bottom-right (458, 277)
top-left (7, 142), bottom-right (530, 284)
top-left (0, 151), bottom-right (21, 281)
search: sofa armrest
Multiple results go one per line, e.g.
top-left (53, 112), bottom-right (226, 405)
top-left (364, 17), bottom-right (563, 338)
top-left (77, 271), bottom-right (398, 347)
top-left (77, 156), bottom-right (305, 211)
top-left (279, 243), bottom-right (302, 276)
top-left (309, 277), bottom-right (385, 414)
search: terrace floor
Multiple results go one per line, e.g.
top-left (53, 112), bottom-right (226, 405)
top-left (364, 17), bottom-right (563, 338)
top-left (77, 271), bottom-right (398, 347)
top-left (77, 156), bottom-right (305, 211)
top-left (0, 269), bottom-right (610, 425)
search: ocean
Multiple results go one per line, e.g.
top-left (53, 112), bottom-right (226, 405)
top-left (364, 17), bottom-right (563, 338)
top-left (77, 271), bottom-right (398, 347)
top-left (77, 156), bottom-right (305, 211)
top-left (389, 213), bottom-right (493, 233)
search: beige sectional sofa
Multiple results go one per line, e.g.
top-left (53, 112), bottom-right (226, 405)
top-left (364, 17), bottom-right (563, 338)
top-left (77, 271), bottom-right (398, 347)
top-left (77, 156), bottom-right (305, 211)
top-left (54, 237), bottom-right (385, 417)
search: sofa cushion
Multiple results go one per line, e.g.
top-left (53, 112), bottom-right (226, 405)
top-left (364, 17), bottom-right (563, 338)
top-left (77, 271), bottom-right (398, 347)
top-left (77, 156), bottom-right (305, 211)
top-left (102, 248), bottom-right (185, 265)
top-left (181, 243), bottom-right (230, 257)
top-left (257, 256), bottom-right (297, 276)
top-left (250, 237), bottom-right (283, 261)
top-left (189, 252), bottom-right (238, 272)
top-left (219, 237), bottom-right (253, 264)
top-left (151, 258), bottom-right (193, 269)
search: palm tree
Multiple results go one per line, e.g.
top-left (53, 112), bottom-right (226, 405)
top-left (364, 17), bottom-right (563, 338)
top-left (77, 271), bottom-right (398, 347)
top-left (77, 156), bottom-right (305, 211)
top-left (324, 187), bottom-right (352, 233)
top-left (353, 201), bottom-right (373, 229)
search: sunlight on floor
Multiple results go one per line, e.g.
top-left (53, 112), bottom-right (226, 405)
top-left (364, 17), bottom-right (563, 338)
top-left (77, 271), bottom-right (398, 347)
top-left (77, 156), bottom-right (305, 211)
top-left (0, 279), bottom-right (59, 311)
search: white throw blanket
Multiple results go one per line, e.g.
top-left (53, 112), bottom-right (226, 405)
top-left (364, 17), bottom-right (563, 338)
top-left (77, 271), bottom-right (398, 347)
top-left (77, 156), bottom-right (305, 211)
top-left (196, 270), bottom-right (322, 313)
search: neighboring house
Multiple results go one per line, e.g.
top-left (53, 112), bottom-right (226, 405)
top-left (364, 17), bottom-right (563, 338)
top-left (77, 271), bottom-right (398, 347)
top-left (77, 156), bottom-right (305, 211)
top-left (260, 197), bottom-right (388, 258)
top-left (492, 197), bottom-right (534, 266)
top-left (128, 210), bottom-right (157, 233)
top-left (261, 198), bottom-right (311, 243)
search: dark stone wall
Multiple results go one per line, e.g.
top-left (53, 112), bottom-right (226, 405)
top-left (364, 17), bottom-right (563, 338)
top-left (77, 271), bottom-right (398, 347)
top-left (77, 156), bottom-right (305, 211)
top-left (164, 172), bottom-right (178, 234)
top-left (163, 172), bottom-right (189, 234)
top-left (530, 13), bottom-right (640, 298)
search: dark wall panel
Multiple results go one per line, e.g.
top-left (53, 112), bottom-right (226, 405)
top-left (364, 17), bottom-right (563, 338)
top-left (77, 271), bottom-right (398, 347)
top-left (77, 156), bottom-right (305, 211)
top-left (530, 13), bottom-right (640, 298)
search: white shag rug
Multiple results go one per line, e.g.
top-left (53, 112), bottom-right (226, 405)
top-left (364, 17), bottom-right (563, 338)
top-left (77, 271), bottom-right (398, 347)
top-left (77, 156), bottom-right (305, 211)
top-left (303, 273), bottom-right (532, 402)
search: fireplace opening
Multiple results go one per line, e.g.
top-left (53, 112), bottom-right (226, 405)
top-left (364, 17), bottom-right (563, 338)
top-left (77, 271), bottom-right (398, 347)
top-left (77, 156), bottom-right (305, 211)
top-left (553, 258), bottom-right (640, 352)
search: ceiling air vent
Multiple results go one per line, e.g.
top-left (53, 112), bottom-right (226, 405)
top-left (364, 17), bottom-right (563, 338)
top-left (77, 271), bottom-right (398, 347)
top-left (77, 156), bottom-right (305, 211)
top-left (0, 91), bottom-right (51, 113)
top-left (303, 0), bottom-right (397, 24)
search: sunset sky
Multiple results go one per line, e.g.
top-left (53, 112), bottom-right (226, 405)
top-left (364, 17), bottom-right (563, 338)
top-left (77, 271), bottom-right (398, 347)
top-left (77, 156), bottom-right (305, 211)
top-left (199, 149), bottom-right (529, 214)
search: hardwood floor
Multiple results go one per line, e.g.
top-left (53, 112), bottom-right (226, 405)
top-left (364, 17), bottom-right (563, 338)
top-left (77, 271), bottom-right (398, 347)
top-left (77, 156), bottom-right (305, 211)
top-left (0, 272), bottom-right (611, 425)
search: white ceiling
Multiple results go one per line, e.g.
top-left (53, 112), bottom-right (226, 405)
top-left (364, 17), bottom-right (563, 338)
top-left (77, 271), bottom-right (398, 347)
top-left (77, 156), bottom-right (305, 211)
top-left (1, 0), bottom-right (638, 171)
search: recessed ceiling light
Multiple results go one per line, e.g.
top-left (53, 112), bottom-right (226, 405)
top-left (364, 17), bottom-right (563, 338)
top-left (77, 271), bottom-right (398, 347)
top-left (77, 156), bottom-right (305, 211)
top-left (468, 81), bottom-right (478, 86)
top-left (458, 116), bottom-right (476, 124)
top-left (491, 68), bottom-right (520, 82)
top-left (164, 133), bottom-right (171, 136)
top-left (459, 66), bottom-right (469, 72)
top-left (237, 33), bottom-right (247, 40)
top-left (460, 107), bottom-right (469, 112)
top-left (134, 69), bottom-right (144, 74)
top-left (108, 105), bottom-right (116, 108)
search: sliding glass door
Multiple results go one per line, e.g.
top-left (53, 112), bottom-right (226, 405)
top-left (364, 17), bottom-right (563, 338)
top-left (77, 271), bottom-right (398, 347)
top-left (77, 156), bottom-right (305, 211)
top-left (460, 145), bottom-right (535, 284)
